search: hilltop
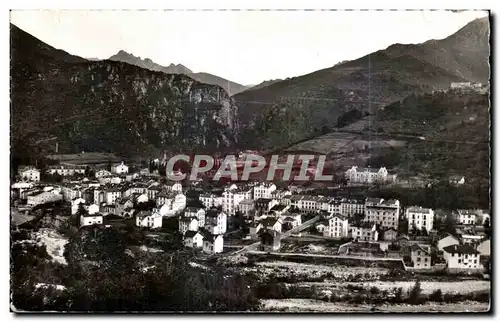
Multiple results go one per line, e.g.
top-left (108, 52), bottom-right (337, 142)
top-left (233, 17), bottom-right (490, 150)
top-left (108, 50), bottom-right (249, 96)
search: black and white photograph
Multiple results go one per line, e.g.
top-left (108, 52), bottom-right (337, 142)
top-left (9, 7), bottom-right (491, 313)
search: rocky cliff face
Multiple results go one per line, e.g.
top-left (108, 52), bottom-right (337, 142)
top-left (11, 24), bottom-right (238, 157)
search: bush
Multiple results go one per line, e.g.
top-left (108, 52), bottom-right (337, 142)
top-left (394, 287), bottom-right (404, 303)
top-left (429, 289), bottom-right (443, 302)
top-left (370, 286), bottom-right (380, 295)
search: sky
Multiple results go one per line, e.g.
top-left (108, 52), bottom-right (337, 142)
top-left (10, 9), bottom-right (488, 85)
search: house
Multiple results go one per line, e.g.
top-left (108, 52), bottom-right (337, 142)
top-left (325, 214), bottom-right (349, 238)
top-left (255, 198), bottom-right (278, 214)
top-left (269, 204), bottom-right (290, 217)
top-left (199, 193), bottom-right (222, 209)
top-left (437, 234), bottom-right (460, 251)
top-left (381, 227), bottom-right (398, 241)
top-left (18, 166), bottom-right (41, 182)
top-left (172, 193), bottom-right (187, 213)
top-left (114, 198), bottom-right (134, 217)
top-left (340, 198), bottom-right (365, 217)
top-left (112, 161), bottom-right (129, 174)
top-left (280, 211), bottom-right (302, 228)
top-left (202, 234), bottom-right (224, 254)
top-left (259, 229), bottom-right (281, 252)
top-left (345, 166), bottom-right (394, 184)
top-left (136, 210), bottom-right (163, 229)
top-left (204, 208), bottom-right (227, 235)
top-left (253, 183), bottom-right (277, 199)
top-left (222, 185), bottom-right (252, 216)
top-left (477, 239), bottom-right (490, 257)
top-left (184, 207), bottom-right (206, 227)
top-left (104, 187), bottom-right (122, 205)
top-left (442, 244), bottom-right (481, 270)
top-left (95, 169), bottom-right (112, 178)
top-left (80, 213), bottom-right (103, 228)
top-left (249, 222), bottom-right (264, 238)
top-left (410, 244), bottom-right (432, 269)
top-left (179, 217), bottom-right (199, 235)
top-left (315, 220), bottom-right (328, 234)
top-left (351, 222), bottom-right (378, 242)
top-left (364, 198), bottom-right (400, 229)
top-left (86, 203), bottom-right (100, 215)
top-left (184, 230), bottom-right (204, 249)
top-left (165, 182), bottom-right (183, 193)
top-left (456, 210), bottom-right (477, 225)
top-left (136, 193), bottom-right (149, 204)
top-left (238, 199), bottom-right (255, 217)
top-left (259, 216), bottom-right (282, 233)
top-left (406, 206), bottom-right (434, 233)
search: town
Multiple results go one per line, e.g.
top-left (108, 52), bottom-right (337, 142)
top-left (12, 156), bottom-right (491, 273)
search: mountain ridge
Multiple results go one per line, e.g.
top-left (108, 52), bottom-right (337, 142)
top-left (233, 16), bottom-right (490, 150)
top-left (108, 50), bottom-right (249, 96)
top-left (10, 23), bottom-right (239, 163)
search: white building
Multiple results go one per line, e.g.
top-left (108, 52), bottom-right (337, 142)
top-left (202, 234), bottom-right (224, 254)
top-left (18, 166), bottom-right (41, 182)
top-left (184, 207), bottom-right (206, 227)
top-left (345, 166), bottom-right (393, 184)
top-left (222, 185), bottom-right (252, 216)
top-left (184, 230), bottom-right (204, 248)
top-left (442, 244), bottom-right (481, 270)
top-left (204, 208), bottom-right (227, 235)
top-left (80, 213), bottom-right (103, 228)
top-left (179, 217), bottom-right (199, 235)
top-left (406, 206), bottom-right (434, 233)
top-left (259, 217), bottom-right (282, 233)
top-left (365, 197), bottom-right (400, 229)
top-left (410, 244), bottom-right (432, 269)
top-left (111, 161), bottom-right (129, 174)
top-left (456, 210), bottom-right (477, 225)
top-left (104, 188), bottom-right (122, 205)
top-left (351, 222), bottom-right (378, 241)
top-left (325, 214), bottom-right (349, 238)
top-left (199, 193), bottom-right (222, 209)
top-left (253, 183), bottom-right (277, 199)
top-left (26, 191), bottom-right (63, 207)
top-left (95, 169), bottom-right (112, 178)
top-left (172, 193), bottom-right (187, 213)
top-left (136, 210), bottom-right (163, 229)
top-left (340, 198), bottom-right (365, 217)
top-left (47, 164), bottom-right (86, 176)
top-left (237, 199), bottom-right (255, 217)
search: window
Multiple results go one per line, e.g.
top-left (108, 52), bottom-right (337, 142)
top-left (417, 257), bottom-right (421, 262)
top-left (474, 259), bottom-right (477, 264)
top-left (424, 258), bottom-right (428, 262)
top-left (458, 259), bottom-right (462, 264)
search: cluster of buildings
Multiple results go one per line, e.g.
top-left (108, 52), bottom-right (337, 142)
top-left (12, 160), bottom-right (491, 272)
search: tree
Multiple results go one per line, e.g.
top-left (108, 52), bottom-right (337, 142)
top-left (408, 280), bottom-right (422, 304)
top-left (443, 214), bottom-right (456, 235)
top-left (352, 212), bottom-right (365, 226)
top-left (483, 217), bottom-right (491, 238)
